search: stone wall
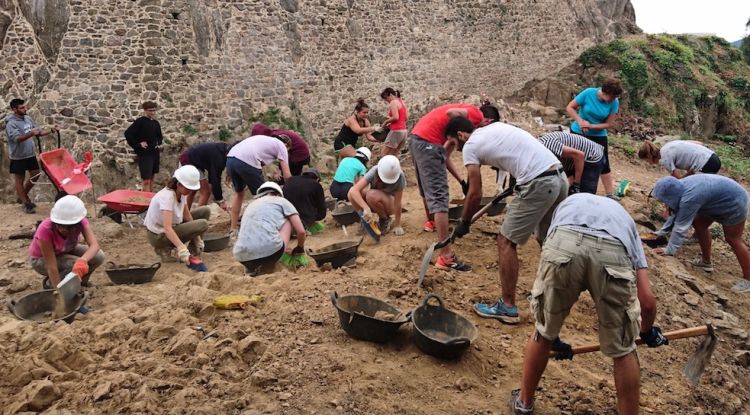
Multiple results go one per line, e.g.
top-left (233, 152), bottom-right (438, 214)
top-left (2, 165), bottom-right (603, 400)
top-left (0, 0), bottom-right (635, 197)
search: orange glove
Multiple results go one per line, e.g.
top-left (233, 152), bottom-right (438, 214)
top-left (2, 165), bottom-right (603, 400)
top-left (72, 258), bottom-right (89, 278)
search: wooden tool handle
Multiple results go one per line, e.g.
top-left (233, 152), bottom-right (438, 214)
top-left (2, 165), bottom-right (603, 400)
top-left (551, 325), bottom-right (710, 357)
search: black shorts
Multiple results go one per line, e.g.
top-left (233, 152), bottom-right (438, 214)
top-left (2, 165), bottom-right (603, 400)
top-left (9, 157), bottom-right (40, 175)
top-left (580, 134), bottom-right (611, 175)
top-left (289, 157), bottom-right (310, 176)
top-left (226, 157), bottom-right (264, 194)
top-left (701, 153), bottom-right (721, 174)
top-left (330, 180), bottom-right (353, 201)
top-left (137, 152), bottom-right (160, 180)
top-left (241, 246), bottom-right (285, 276)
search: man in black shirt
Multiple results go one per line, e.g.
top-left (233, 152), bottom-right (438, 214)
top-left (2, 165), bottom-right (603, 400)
top-left (179, 142), bottom-right (231, 210)
top-left (125, 101), bottom-right (163, 192)
top-left (282, 167), bottom-right (326, 231)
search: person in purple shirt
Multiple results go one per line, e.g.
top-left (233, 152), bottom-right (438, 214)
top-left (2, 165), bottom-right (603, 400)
top-left (251, 123), bottom-right (310, 176)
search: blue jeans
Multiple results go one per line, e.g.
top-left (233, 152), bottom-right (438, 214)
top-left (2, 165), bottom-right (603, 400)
top-left (580, 159), bottom-right (604, 194)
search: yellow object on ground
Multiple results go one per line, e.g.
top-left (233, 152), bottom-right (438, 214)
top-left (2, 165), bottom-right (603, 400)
top-left (213, 294), bottom-right (263, 309)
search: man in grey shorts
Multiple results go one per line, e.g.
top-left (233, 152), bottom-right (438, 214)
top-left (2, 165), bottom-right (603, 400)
top-left (446, 118), bottom-right (568, 323)
top-left (510, 194), bottom-right (668, 415)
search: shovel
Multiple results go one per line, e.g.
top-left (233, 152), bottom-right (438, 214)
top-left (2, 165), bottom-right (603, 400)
top-left (418, 187), bottom-right (514, 288)
top-left (54, 272), bottom-right (82, 317)
top-left (549, 324), bottom-right (717, 385)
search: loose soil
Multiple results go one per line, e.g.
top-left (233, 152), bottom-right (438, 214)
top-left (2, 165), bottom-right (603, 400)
top-left (0, 144), bottom-right (748, 414)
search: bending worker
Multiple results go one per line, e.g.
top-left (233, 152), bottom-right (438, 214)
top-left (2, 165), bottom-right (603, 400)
top-left (330, 147), bottom-right (370, 201)
top-left (144, 165), bottom-right (210, 270)
top-left (511, 193), bottom-right (667, 415)
top-left (29, 195), bottom-right (105, 288)
top-left (538, 131), bottom-right (605, 194)
top-left (178, 141), bottom-right (231, 210)
top-left (283, 167), bottom-right (327, 231)
top-left (638, 140), bottom-right (720, 178)
top-left (348, 155), bottom-right (406, 236)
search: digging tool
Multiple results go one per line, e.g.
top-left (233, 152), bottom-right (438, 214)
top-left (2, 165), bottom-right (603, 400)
top-left (418, 187), bottom-right (514, 288)
top-left (359, 212), bottom-right (381, 243)
top-left (549, 324), bottom-right (717, 385)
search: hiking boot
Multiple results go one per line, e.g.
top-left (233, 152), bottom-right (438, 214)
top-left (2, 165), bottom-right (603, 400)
top-left (473, 300), bottom-right (520, 324)
top-left (23, 202), bottom-right (36, 214)
top-left (435, 255), bottom-right (472, 272)
top-left (732, 279), bottom-right (750, 293)
top-left (691, 258), bottom-right (714, 273)
top-left (605, 193), bottom-right (620, 201)
top-left (510, 389), bottom-right (534, 414)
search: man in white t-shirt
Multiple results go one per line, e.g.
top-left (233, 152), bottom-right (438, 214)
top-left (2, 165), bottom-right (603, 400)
top-left (445, 118), bottom-right (568, 324)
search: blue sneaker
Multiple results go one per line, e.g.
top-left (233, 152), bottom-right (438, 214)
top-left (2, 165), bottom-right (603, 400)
top-left (473, 301), bottom-right (520, 324)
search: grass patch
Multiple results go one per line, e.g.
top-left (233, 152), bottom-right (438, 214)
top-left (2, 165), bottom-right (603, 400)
top-left (714, 144), bottom-right (750, 180)
top-left (609, 134), bottom-right (637, 158)
top-left (248, 107), bottom-right (304, 134)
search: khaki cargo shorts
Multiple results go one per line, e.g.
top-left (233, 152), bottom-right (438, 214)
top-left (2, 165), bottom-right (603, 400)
top-left (384, 129), bottom-right (408, 150)
top-left (501, 172), bottom-right (568, 245)
top-left (529, 226), bottom-right (641, 358)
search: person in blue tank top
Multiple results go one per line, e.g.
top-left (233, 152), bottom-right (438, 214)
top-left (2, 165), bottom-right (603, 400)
top-left (566, 78), bottom-right (622, 200)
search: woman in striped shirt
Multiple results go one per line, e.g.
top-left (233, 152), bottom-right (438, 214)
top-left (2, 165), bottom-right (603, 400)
top-left (538, 131), bottom-right (605, 194)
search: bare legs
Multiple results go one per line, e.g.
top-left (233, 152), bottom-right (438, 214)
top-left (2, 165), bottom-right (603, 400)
top-left (498, 235), bottom-right (519, 307)
top-left (14, 172), bottom-right (36, 204)
top-left (230, 190), bottom-right (246, 231)
top-left (600, 172), bottom-right (614, 195)
top-left (142, 178), bottom-right (153, 193)
top-left (723, 222), bottom-right (750, 281)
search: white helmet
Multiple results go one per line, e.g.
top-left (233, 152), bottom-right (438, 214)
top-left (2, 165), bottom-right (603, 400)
top-left (377, 155), bottom-right (402, 184)
top-left (51, 195), bottom-right (87, 225)
top-left (174, 165), bottom-right (201, 190)
top-left (256, 181), bottom-right (283, 197)
top-left (355, 147), bottom-right (371, 161)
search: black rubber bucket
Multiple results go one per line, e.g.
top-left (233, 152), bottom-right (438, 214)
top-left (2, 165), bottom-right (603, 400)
top-left (7, 290), bottom-right (89, 324)
top-left (307, 238), bottom-right (363, 268)
top-left (412, 294), bottom-right (479, 359)
top-left (331, 291), bottom-right (411, 343)
top-left (105, 262), bottom-right (161, 285)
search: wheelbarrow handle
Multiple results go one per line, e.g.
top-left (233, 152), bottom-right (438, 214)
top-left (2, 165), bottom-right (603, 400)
top-left (445, 336), bottom-right (471, 347)
top-left (56, 130), bottom-right (61, 149)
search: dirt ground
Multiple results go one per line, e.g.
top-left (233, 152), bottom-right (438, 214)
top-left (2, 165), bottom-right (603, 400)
top-left (0, 141), bottom-right (748, 414)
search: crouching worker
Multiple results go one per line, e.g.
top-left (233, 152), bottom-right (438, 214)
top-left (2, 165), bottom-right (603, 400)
top-left (330, 147), bottom-right (370, 201)
top-left (348, 155), bottom-right (406, 236)
top-left (30, 195), bottom-right (105, 288)
top-left (511, 193), bottom-right (667, 415)
top-left (233, 182), bottom-right (306, 276)
top-left (144, 165), bottom-right (210, 271)
top-left (283, 167), bottom-right (327, 233)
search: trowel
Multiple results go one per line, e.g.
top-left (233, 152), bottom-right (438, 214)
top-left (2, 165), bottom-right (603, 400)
top-left (55, 272), bottom-right (82, 314)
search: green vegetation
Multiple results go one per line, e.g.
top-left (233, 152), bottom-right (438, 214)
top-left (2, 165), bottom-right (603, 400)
top-left (182, 124), bottom-right (197, 136)
top-left (248, 107), bottom-right (304, 134)
top-left (715, 144), bottom-right (750, 181)
top-left (609, 134), bottom-right (637, 158)
top-left (577, 34), bottom-right (750, 137)
top-left (218, 127), bottom-right (232, 142)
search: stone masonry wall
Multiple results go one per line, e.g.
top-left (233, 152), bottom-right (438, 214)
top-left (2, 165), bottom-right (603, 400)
top-left (0, 0), bottom-right (635, 197)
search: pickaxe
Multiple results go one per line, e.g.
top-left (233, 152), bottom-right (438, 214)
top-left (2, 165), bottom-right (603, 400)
top-left (549, 324), bottom-right (717, 385)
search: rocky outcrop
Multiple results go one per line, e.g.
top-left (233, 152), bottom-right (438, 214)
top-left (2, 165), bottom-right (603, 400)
top-left (0, 0), bottom-right (636, 195)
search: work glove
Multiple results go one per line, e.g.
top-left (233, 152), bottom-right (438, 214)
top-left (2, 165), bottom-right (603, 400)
top-left (453, 219), bottom-right (471, 239)
top-left (177, 247), bottom-right (191, 263)
top-left (460, 179), bottom-right (469, 196)
top-left (552, 337), bottom-right (574, 360)
top-left (568, 183), bottom-right (581, 195)
top-left (393, 226), bottom-right (405, 236)
top-left (291, 245), bottom-right (305, 255)
top-left (372, 124), bottom-right (383, 133)
top-left (72, 258), bottom-right (89, 278)
top-left (640, 326), bottom-right (669, 348)
top-left (362, 208), bottom-right (377, 223)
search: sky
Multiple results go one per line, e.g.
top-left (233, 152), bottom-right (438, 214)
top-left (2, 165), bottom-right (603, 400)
top-left (630, 0), bottom-right (750, 42)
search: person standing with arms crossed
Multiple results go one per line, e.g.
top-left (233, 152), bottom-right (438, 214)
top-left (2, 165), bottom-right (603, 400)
top-left (5, 98), bottom-right (59, 214)
top-left (566, 78), bottom-right (622, 199)
top-left (125, 101), bottom-right (163, 192)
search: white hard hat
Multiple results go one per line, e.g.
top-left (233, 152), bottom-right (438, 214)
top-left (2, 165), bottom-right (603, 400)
top-left (355, 147), bottom-right (371, 161)
top-left (50, 195), bottom-right (87, 225)
top-left (174, 165), bottom-right (201, 190)
top-left (377, 155), bottom-right (402, 184)
top-left (256, 181), bottom-right (283, 197)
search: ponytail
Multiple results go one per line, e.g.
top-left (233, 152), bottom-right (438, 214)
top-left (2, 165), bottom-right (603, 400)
top-left (638, 141), bottom-right (660, 160)
top-left (380, 87), bottom-right (401, 99)
top-left (354, 98), bottom-right (368, 112)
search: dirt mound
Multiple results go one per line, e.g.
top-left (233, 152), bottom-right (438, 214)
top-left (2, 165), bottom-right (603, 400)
top-left (0, 143), bottom-right (748, 414)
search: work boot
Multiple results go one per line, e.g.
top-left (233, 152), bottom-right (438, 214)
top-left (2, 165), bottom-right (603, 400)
top-left (473, 300), bottom-right (520, 324)
top-left (510, 389), bottom-right (534, 414)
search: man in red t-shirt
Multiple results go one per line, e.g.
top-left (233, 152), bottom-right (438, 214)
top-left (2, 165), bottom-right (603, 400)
top-left (408, 103), bottom-right (487, 272)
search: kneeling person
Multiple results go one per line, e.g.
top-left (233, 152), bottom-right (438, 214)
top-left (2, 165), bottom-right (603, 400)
top-left (144, 165), bottom-right (210, 267)
top-left (512, 193), bottom-right (667, 415)
top-left (348, 155), bottom-right (406, 236)
top-left (234, 182), bottom-right (306, 276)
top-left (29, 196), bottom-right (105, 288)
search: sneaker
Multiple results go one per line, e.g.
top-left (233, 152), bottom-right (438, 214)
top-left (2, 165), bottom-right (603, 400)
top-left (435, 255), bottom-right (472, 272)
top-left (473, 300), bottom-right (520, 324)
top-left (23, 202), bottom-right (35, 214)
top-left (690, 258), bottom-right (714, 273)
top-left (605, 193), bottom-right (620, 201)
top-left (510, 389), bottom-right (534, 414)
top-left (378, 217), bottom-right (391, 235)
top-left (423, 220), bottom-right (435, 232)
top-left (732, 279), bottom-right (750, 293)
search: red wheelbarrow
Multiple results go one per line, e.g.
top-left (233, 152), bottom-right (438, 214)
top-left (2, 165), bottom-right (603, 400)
top-left (98, 189), bottom-right (155, 228)
top-left (31, 132), bottom-right (93, 200)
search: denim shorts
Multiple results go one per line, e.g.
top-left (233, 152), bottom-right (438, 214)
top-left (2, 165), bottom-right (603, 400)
top-left (226, 157), bottom-right (263, 194)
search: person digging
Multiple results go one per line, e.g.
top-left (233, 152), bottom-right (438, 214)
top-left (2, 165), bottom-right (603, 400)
top-left (446, 117), bottom-right (567, 323)
top-left (510, 193), bottom-right (668, 415)
top-left (143, 165), bottom-right (210, 272)
top-left (348, 155), bottom-right (406, 237)
top-left (538, 131), bottom-right (605, 194)
top-left (283, 167), bottom-right (327, 235)
top-left (29, 195), bottom-right (106, 288)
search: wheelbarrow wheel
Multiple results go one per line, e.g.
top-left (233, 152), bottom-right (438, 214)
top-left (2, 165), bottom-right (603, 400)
top-left (99, 206), bottom-right (123, 224)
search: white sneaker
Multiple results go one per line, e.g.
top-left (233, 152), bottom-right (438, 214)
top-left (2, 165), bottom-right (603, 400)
top-left (732, 279), bottom-right (750, 293)
top-left (690, 258), bottom-right (714, 272)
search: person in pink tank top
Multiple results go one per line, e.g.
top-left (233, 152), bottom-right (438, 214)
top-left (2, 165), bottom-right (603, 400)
top-left (380, 87), bottom-right (408, 156)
